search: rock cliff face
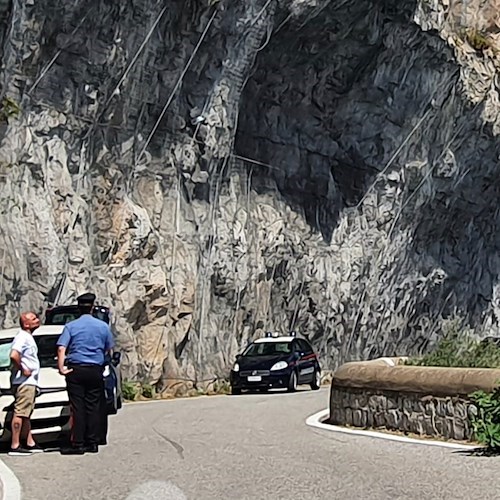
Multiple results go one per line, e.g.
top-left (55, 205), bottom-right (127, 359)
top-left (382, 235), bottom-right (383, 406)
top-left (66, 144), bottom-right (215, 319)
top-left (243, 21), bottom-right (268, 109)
top-left (0, 0), bottom-right (499, 392)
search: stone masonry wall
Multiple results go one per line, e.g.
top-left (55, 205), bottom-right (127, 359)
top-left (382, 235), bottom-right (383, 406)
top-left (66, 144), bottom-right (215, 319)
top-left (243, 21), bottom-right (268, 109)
top-left (329, 386), bottom-right (476, 441)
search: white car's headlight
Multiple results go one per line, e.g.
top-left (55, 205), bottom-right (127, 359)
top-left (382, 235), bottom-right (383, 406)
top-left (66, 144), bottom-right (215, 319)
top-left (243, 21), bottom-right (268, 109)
top-left (233, 363), bottom-right (240, 372)
top-left (103, 366), bottom-right (111, 377)
top-left (270, 361), bottom-right (288, 371)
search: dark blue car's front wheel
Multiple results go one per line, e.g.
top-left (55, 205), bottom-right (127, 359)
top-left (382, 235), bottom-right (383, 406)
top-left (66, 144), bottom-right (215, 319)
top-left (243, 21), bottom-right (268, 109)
top-left (287, 371), bottom-right (297, 392)
top-left (311, 370), bottom-right (321, 390)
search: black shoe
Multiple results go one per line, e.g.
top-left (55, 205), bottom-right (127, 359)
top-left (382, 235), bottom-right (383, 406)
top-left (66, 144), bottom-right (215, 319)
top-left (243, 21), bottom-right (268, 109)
top-left (83, 444), bottom-right (98, 453)
top-left (60, 446), bottom-right (85, 455)
top-left (26, 443), bottom-right (44, 453)
top-left (8, 446), bottom-right (32, 456)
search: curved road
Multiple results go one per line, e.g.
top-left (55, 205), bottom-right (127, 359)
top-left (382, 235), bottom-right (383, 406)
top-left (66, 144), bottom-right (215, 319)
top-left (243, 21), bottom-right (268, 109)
top-left (2, 388), bottom-right (500, 499)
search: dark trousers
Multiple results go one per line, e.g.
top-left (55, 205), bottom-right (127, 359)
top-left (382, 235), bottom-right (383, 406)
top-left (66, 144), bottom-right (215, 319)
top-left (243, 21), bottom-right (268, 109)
top-left (66, 365), bottom-right (104, 448)
top-left (99, 388), bottom-right (108, 445)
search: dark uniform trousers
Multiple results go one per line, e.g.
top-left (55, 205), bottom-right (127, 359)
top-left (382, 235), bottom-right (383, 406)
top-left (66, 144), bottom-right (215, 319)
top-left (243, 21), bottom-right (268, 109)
top-left (99, 384), bottom-right (108, 445)
top-left (66, 364), bottom-right (104, 448)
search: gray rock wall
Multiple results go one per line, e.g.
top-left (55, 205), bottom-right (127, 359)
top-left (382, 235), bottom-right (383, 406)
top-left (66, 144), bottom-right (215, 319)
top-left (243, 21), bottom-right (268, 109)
top-left (329, 387), bottom-right (475, 441)
top-left (0, 0), bottom-right (500, 391)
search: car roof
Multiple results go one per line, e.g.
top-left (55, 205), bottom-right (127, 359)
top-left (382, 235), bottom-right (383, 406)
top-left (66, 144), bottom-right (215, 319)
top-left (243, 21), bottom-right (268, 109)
top-left (33, 325), bottom-right (64, 336)
top-left (0, 327), bottom-right (19, 340)
top-left (48, 304), bottom-right (109, 311)
top-left (254, 336), bottom-right (296, 343)
top-left (0, 324), bottom-right (64, 340)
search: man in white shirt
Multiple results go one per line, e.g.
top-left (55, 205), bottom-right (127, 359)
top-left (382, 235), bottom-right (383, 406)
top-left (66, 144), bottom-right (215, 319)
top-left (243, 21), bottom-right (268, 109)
top-left (9, 312), bottom-right (43, 456)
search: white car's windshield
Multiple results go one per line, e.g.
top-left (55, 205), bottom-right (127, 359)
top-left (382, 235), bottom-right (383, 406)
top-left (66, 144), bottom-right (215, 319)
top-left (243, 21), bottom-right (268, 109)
top-left (0, 338), bottom-right (12, 370)
top-left (0, 335), bottom-right (59, 370)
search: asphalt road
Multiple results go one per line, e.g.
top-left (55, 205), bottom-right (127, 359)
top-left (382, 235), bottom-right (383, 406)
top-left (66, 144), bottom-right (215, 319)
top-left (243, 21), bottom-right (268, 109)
top-left (2, 387), bottom-right (500, 499)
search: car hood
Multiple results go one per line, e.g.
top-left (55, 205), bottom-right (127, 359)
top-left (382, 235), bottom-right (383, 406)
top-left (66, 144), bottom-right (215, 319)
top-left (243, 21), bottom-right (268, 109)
top-left (237, 355), bottom-right (291, 370)
top-left (0, 367), bottom-right (67, 390)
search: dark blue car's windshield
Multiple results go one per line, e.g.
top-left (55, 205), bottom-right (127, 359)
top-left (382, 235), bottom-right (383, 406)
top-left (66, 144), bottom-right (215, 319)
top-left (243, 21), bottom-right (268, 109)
top-left (35, 335), bottom-right (59, 368)
top-left (243, 342), bottom-right (292, 356)
top-left (45, 306), bottom-right (110, 325)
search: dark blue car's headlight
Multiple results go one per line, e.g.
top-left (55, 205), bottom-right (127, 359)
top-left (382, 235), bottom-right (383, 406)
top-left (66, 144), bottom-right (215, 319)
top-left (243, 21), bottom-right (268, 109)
top-left (270, 361), bottom-right (288, 371)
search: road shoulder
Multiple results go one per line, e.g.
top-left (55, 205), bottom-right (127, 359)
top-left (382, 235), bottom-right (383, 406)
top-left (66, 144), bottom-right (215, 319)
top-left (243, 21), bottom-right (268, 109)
top-left (306, 409), bottom-right (479, 450)
top-left (0, 456), bottom-right (21, 500)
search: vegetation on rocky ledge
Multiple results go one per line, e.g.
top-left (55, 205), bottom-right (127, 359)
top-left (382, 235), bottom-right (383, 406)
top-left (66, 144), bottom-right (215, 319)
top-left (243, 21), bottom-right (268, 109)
top-left (406, 320), bottom-right (500, 450)
top-left (406, 321), bottom-right (500, 369)
top-left (121, 378), bottom-right (231, 401)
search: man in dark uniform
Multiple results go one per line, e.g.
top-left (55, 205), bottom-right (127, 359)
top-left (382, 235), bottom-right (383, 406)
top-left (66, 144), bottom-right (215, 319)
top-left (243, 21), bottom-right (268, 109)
top-left (57, 293), bottom-right (114, 454)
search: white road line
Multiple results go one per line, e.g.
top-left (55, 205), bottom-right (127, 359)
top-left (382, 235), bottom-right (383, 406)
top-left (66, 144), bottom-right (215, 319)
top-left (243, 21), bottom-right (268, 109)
top-left (306, 409), bottom-right (480, 450)
top-left (0, 457), bottom-right (21, 500)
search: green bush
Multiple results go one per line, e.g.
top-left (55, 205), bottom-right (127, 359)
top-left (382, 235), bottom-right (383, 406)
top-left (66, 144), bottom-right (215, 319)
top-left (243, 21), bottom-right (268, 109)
top-left (470, 387), bottom-right (500, 450)
top-left (464, 28), bottom-right (493, 53)
top-left (406, 322), bottom-right (500, 369)
top-left (211, 379), bottom-right (231, 395)
top-left (122, 381), bottom-right (139, 401)
top-left (141, 383), bottom-right (155, 399)
top-left (0, 97), bottom-right (21, 121)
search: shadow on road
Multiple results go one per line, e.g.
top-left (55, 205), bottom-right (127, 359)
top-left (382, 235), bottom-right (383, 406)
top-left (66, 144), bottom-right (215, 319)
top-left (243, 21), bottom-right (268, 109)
top-left (452, 447), bottom-right (496, 458)
top-left (0, 440), bottom-right (63, 454)
top-left (231, 387), bottom-right (316, 397)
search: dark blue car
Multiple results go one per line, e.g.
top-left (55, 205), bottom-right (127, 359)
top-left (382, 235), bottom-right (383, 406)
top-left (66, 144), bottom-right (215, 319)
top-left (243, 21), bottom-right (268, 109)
top-left (45, 304), bottom-right (122, 414)
top-left (229, 333), bottom-right (321, 395)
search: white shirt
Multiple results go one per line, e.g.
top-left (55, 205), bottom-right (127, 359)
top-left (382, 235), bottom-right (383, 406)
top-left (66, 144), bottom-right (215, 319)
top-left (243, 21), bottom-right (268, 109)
top-left (10, 329), bottom-right (40, 387)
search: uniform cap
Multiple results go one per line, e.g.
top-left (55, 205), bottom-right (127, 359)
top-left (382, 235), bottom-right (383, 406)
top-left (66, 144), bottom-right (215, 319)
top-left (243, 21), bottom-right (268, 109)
top-left (77, 292), bottom-right (96, 305)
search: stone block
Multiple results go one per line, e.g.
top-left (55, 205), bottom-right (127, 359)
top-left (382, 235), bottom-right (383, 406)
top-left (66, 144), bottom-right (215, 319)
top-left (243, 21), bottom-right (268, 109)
top-left (330, 408), bottom-right (342, 424)
top-left (434, 417), bottom-right (445, 435)
top-left (351, 397), bottom-right (361, 410)
top-left (408, 414), bottom-right (424, 435)
top-left (467, 403), bottom-right (478, 419)
top-left (365, 411), bottom-right (374, 427)
top-left (352, 409), bottom-right (363, 427)
top-left (345, 408), bottom-right (353, 425)
top-left (443, 417), bottom-right (454, 438)
top-left (386, 395), bottom-right (398, 410)
top-left (400, 412), bottom-right (410, 431)
top-left (446, 400), bottom-right (455, 415)
top-left (368, 395), bottom-right (385, 411)
top-left (356, 393), bottom-right (369, 409)
top-left (436, 398), bottom-right (447, 417)
top-left (373, 411), bottom-right (385, 428)
top-left (360, 410), bottom-right (368, 428)
top-left (423, 416), bottom-right (437, 436)
top-left (385, 409), bottom-right (399, 429)
top-left (454, 402), bottom-right (467, 420)
top-left (423, 400), bottom-right (434, 416)
top-left (452, 419), bottom-right (465, 441)
top-left (402, 398), bottom-right (413, 413)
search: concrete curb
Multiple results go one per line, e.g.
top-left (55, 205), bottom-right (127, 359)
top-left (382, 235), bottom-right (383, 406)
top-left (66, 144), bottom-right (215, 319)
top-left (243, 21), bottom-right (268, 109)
top-left (305, 409), bottom-right (480, 450)
top-left (0, 457), bottom-right (21, 500)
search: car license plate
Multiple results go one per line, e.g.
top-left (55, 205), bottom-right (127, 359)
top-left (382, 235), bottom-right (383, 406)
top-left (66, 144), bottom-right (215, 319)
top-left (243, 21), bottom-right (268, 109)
top-left (247, 375), bottom-right (262, 382)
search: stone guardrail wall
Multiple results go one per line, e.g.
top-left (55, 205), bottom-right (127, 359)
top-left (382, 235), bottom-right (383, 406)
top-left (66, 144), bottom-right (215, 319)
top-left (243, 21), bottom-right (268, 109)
top-left (328, 358), bottom-right (500, 441)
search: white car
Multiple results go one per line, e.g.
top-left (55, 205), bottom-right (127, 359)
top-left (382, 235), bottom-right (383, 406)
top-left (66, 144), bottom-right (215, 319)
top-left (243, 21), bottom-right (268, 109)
top-left (0, 325), bottom-right (70, 444)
